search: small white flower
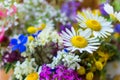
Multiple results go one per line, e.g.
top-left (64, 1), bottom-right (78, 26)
top-left (50, 50), bottom-right (81, 70)
top-left (36, 27), bottom-right (53, 46)
top-left (14, 58), bottom-right (36, 80)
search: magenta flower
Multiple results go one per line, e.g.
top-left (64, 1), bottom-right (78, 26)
top-left (0, 10), bottom-right (7, 18)
top-left (53, 65), bottom-right (82, 80)
top-left (39, 65), bottom-right (82, 80)
top-left (39, 65), bottom-right (52, 80)
top-left (0, 27), bottom-right (8, 43)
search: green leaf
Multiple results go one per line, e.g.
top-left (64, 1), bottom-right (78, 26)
top-left (4, 63), bottom-right (13, 73)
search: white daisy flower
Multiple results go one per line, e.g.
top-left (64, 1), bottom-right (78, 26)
top-left (104, 3), bottom-right (120, 22)
top-left (115, 12), bottom-right (120, 22)
top-left (104, 3), bottom-right (114, 15)
top-left (76, 10), bottom-right (113, 38)
top-left (60, 27), bottom-right (100, 53)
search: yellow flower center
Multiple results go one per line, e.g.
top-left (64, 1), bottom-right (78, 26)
top-left (86, 19), bottom-right (101, 31)
top-left (26, 72), bottom-right (38, 80)
top-left (71, 36), bottom-right (88, 48)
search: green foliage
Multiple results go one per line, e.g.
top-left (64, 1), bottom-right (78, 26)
top-left (112, 0), bottom-right (120, 11)
top-left (99, 41), bottom-right (120, 61)
top-left (4, 63), bottom-right (14, 73)
top-left (100, 0), bottom-right (106, 3)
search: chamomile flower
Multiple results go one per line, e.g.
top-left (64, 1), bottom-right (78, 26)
top-left (103, 3), bottom-right (114, 15)
top-left (60, 27), bottom-right (100, 53)
top-left (104, 3), bottom-right (120, 22)
top-left (76, 10), bottom-right (113, 38)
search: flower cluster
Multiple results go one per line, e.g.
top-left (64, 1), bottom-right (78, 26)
top-left (39, 65), bottom-right (82, 80)
top-left (0, 0), bottom-right (120, 80)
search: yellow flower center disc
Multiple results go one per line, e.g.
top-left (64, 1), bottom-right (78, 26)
top-left (71, 36), bottom-right (88, 48)
top-left (86, 19), bottom-right (101, 31)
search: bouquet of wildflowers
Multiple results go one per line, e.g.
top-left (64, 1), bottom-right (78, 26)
top-left (0, 0), bottom-right (120, 80)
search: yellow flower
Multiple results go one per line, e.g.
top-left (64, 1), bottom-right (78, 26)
top-left (26, 72), bottom-right (38, 80)
top-left (95, 61), bottom-right (103, 70)
top-left (28, 36), bottom-right (34, 41)
top-left (27, 26), bottom-right (37, 34)
top-left (97, 51), bottom-right (109, 62)
top-left (114, 33), bottom-right (120, 39)
top-left (77, 66), bottom-right (86, 75)
top-left (38, 23), bottom-right (46, 30)
top-left (86, 72), bottom-right (94, 80)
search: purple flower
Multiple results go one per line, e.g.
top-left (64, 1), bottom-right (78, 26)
top-left (61, 1), bottom-right (80, 21)
top-left (114, 24), bottom-right (120, 33)
top-left (53, 65), bottom-right (82, 80)
top-left (60, 23), bottom-right (72, 32)
top-left (39, 65), bottom-right (52, 80)
top-left (2, 51), bottom-right (21, 63)
top-left (99, 4), bottom-right (109, 16)
top-left (10, 34), bottom-right (28, 53)
top-left (39, 65), bottom-right (82, 80)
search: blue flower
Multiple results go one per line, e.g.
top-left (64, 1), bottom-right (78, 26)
top-left (64, 48), bottom-right (69, 53)
top-left (114, 24), bottom-right (120, 33)
top-left (32, 30), bottom-right (41, 38)
top-left (10, 34), bottom-right (28, 53)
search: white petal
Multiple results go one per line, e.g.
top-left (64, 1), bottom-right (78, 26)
top-left (71, 27), bottom-right (76, 36)
top-left (104, 3), bottom-right (114, 14)
top-left (66, 28), bottom-right (74, 37)
top-left (61, 31), bottom-right (72, 38)
top-left (80, 28), bottom-right (92, 38)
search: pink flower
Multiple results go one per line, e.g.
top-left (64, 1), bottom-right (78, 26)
top-left (6, 5), bottom-right (17, 16)
top-left (12, 5), bottom-right (17, 14)
top-left (0, 27), bottom-right (6, 43)
top-left (0, 10), bottom-right (7, 18)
